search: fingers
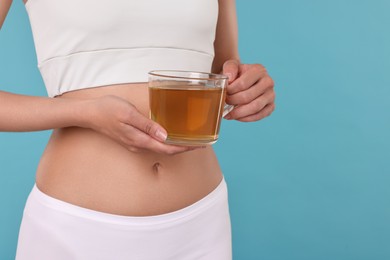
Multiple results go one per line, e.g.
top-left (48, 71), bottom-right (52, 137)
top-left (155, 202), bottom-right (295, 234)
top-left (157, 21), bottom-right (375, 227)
top-left (123, 107), bottom-right (168, 142)
top-left (236, 103), bottom-right (276, 122)
top-left (134, 133), bottom-right (200, 155)
top-left (118, 101), bottom-right (205, 155)
top-left (226, 64), bottom-right (268, 95)
top-left (222, 59), bottom-right (240, 83)
top-left (122, 111), bottom-right (203, 154)
top-left (142, 141), bottom-right (202, 155)
top-left (225, 89), bottom-right (275, 120)
top-left (119, 122), bottom-right (204, 155)
top-left (226, 75), bottom-right (274, 105)
top-left (94, 95), bottom-right (204, 155)
top-left (223, 63), bottom-right (275, 122)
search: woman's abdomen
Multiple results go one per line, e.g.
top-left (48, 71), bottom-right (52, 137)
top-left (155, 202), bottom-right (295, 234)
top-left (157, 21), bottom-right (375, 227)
top-left (35, 83), bottom-right (223, 216)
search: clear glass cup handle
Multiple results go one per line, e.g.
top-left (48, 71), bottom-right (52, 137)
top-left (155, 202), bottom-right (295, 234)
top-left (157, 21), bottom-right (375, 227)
top-left (223, 104), bottom-right (235, 118)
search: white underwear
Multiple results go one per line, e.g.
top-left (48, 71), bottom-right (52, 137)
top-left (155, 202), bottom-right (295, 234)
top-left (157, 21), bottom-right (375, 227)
top-left (15, 178), bottom-right (232, 260)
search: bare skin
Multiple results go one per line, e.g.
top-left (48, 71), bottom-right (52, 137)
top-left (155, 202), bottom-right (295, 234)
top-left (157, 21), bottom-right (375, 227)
top-left (1, 0), bottom-right (275, 216)
top-left (35, 83), bottom-right (225, 216)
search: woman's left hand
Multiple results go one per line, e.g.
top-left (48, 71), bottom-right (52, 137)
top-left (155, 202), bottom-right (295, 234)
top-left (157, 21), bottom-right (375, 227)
top-left (222, 60), bottom-right (275, 122)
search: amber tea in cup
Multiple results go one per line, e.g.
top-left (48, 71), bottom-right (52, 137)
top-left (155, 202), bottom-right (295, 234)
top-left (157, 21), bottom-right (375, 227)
top-left (148, 70), bottom-right (233, 146)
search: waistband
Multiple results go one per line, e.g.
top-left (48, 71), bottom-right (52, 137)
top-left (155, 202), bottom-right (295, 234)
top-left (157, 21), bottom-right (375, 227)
top-left (28, 177), bottom-right (227, 227)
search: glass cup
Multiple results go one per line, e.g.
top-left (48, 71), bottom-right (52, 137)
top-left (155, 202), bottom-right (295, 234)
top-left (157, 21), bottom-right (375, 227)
top-left (148, 70), bottom-right (234, 146)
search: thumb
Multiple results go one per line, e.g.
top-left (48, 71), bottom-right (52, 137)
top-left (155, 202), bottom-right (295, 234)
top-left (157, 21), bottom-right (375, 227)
top-left (222, 59), bottom-right (240, 83)
top-left (130, 111), bottom-right (168, 142)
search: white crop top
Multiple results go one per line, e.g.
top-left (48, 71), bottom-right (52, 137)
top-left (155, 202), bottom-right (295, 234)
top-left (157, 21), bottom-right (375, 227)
top-left (24, 0), bottom-right (218, 97)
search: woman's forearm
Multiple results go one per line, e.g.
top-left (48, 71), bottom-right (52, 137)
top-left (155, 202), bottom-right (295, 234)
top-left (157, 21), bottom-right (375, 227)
top-left (0, 0), bottom-right (12, 30)
top-left (212, 0), bottom-right (240, 74)
top-left (0, 90), bottom-right (92, 132)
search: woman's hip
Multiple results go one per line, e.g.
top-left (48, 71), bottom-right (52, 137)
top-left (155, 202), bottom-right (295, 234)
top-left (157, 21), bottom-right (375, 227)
top-left (15, 177), bottom-right (232, 260)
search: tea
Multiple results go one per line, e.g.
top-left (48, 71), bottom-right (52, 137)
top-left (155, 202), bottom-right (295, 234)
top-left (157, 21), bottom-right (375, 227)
top-left (149, 85), bottom-right (226, 145)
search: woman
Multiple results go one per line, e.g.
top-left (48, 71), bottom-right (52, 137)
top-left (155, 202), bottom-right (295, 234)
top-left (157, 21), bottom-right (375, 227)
top-left (1, 0), bottom-right (275, 259)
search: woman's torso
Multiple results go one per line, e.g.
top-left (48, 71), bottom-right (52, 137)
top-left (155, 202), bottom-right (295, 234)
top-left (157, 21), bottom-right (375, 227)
top-left (35, 83), bottom-right (224, 216)
top-left (23, 0), bottom-right (224, 216)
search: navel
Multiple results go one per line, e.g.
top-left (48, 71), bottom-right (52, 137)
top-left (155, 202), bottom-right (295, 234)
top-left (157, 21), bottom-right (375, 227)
top-left (152, 162), bottom-right (162, 174)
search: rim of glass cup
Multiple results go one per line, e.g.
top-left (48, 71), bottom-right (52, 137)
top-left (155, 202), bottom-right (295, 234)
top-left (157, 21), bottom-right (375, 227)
top-left (148, 70), bottom-right (228, 81)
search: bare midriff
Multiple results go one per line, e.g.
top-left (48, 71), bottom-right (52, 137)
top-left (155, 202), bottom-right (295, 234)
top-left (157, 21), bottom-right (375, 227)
top-left (35, 83), bottom-right (224, 216)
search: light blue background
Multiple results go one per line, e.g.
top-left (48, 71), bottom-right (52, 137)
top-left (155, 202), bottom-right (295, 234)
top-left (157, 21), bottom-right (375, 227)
top-left (1, 1), bottom-right (389, 259)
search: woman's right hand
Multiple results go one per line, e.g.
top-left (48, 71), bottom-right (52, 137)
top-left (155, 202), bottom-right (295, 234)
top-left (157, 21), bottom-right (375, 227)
top-left (85, 95), bottom-right (202, 155)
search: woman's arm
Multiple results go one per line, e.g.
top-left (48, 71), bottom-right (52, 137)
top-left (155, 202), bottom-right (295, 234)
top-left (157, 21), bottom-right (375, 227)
top-left (211, 0), bottom-right (240, 74)
top-left (0, 0), bottom-right (12, 29)
top-left (1, 2), bottom-right (90, 131)
top-left (0, 90), bottom-right (198, 154)
top-left (212, 0), bottom-right (275, 122)
top-left (0, 91), bottom-right (93, 131)
top-left (0, 1), bottom-right (193, 154)
top-left (0, 1), bottom-right (205, 154)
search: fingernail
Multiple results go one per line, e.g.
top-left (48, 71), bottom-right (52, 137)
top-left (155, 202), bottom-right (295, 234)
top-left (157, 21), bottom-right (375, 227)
top-left (225, 73), bottom-right (233, 82)
top-left (224, 114), bottom-right (232, 120)
top-left (155, 130), bottom-right (167, 142)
